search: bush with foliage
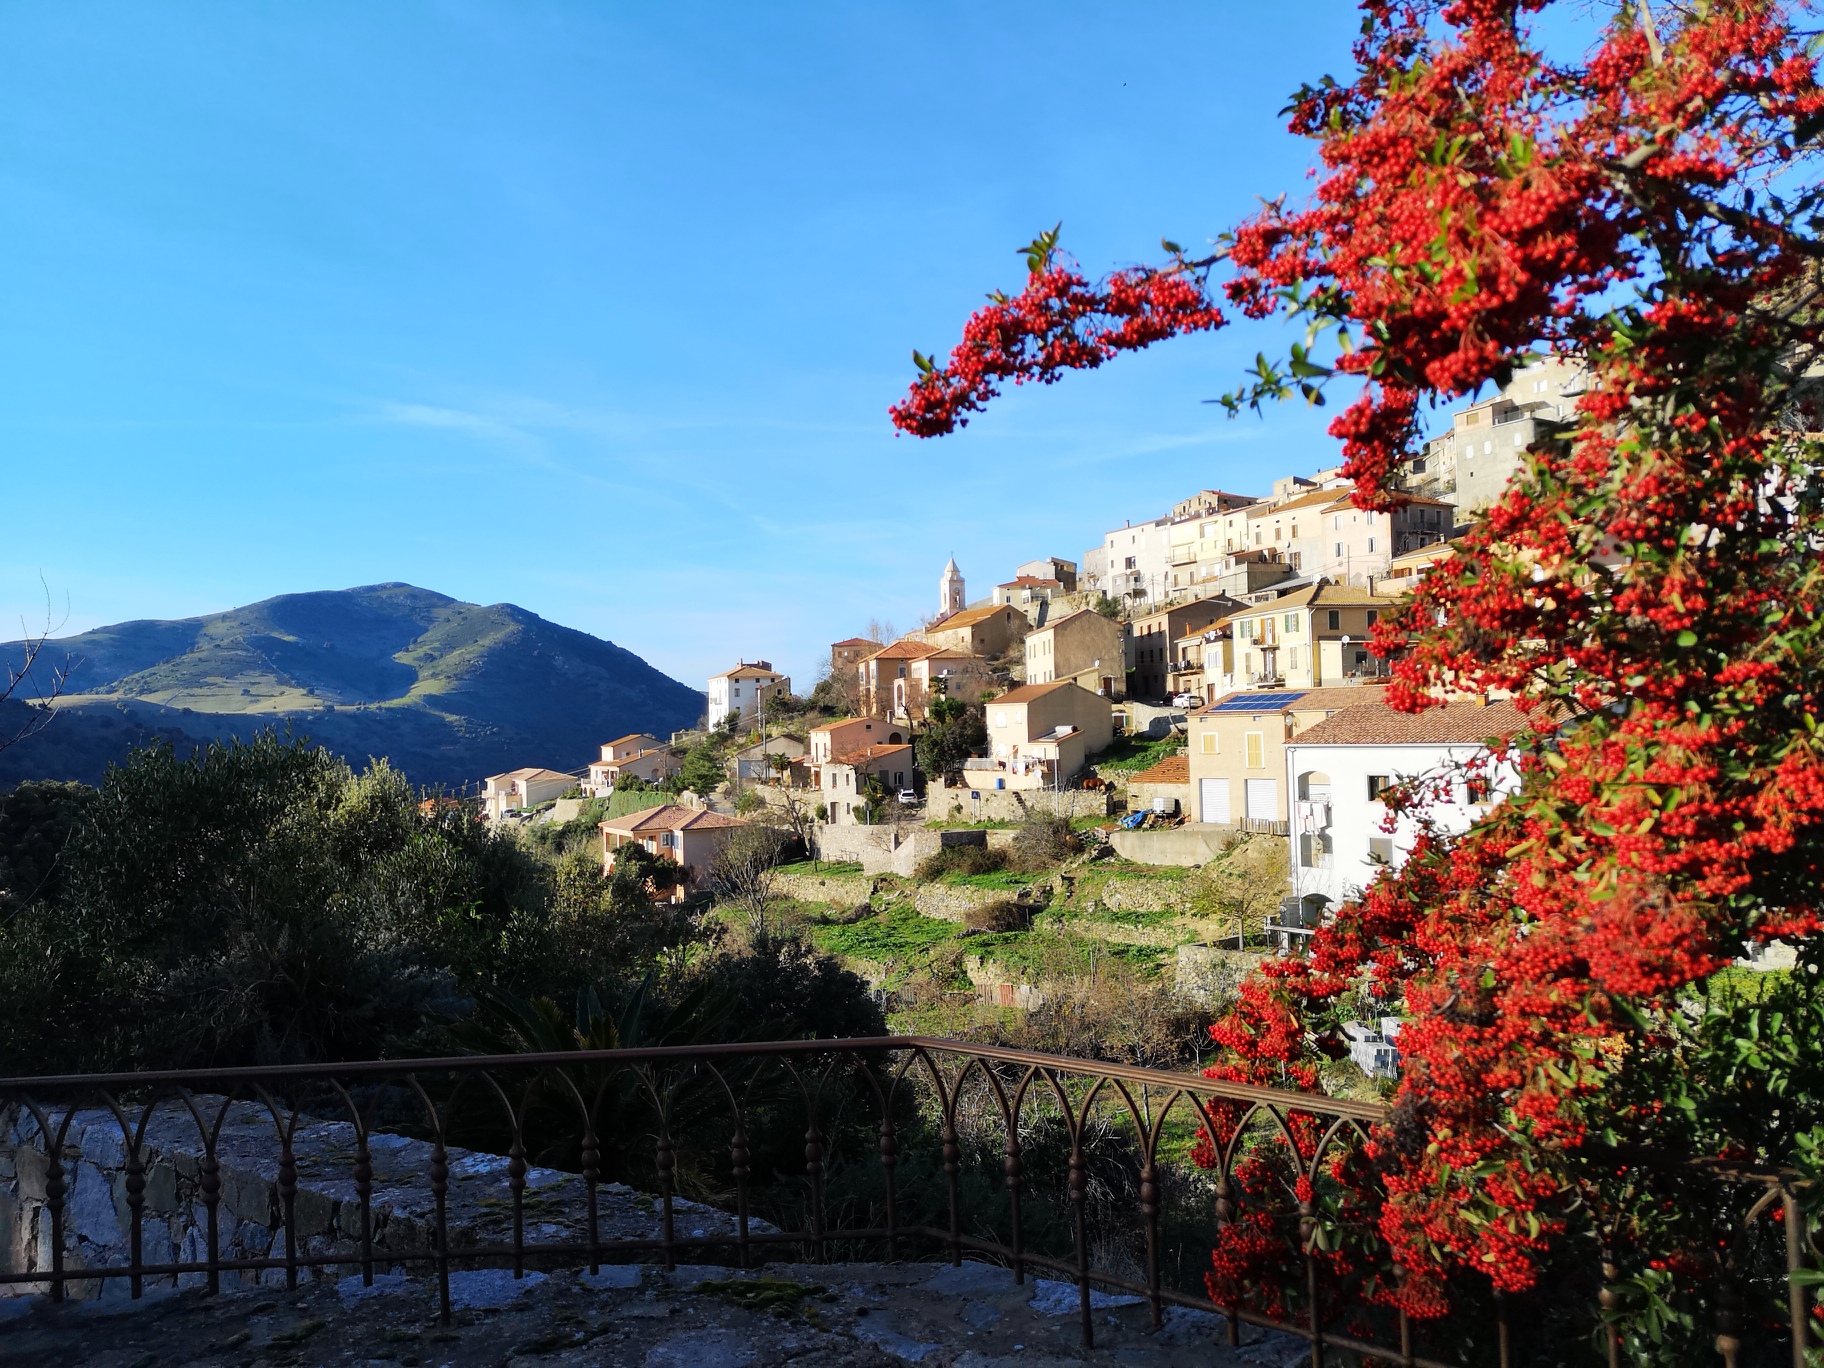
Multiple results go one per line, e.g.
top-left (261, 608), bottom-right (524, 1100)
top-left (914, 693), bottom-right (986, 777)
top-left (895, 0), bottom-right (1824, 1345)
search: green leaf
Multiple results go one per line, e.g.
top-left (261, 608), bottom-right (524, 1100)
top-left (1676, 630), bottom-right (1698, 647)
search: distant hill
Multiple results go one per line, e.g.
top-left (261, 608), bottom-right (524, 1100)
top-left (0, 583), bottom-right (705, 788)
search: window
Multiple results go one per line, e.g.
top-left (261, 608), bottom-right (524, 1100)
top-left (1334, 514), bottom-right (1342, 530)
top-left (1367, 537), bottom-right (1376, 553)
top-left (1284, 612), bottom-right (1297, 634)
top-left (1367, 774), bottom-right (1390, 801)
top-left (1366, 609), bottom-right (1379, 627)
top-left (1335, 542), bottom-right (1343, 557)
top-left (1200, 731), bottom-right (1217, 754)
top-left (1466, 774), bottom-right (1492, 804)
top-left (1245, 732), bottom-right (1265, 769)
top-left (1327, 610), bottom-right (1341, 631)
top-left (1368, 836), bottom-right (1395, 864)
top-left (1125, 556), bottom-right (1137, 570)
top-left (993, 710), bottom-right (1006, 727)
top-left (1483, 439), bottom-right (1493, 455)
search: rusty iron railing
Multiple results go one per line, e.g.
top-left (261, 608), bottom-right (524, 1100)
top-left (0, 1037), bottom-right (1813, 1367)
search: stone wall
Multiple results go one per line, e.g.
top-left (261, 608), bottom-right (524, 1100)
top-left (926, 787), bottom-right (1110, 825)
top-left (810, 824), bottom-right (987, 878)
top-left (1090, 871), bottom-right (1198, 914)
top-left (0, 1098), bottom-right (750, 1302)
top-left (1108, 824), bottom-right (1239, 867)
top-left (773, 869), bottom-right (880, 907)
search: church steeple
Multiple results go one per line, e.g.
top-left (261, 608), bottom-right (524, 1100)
top-left (939, 557), bottom-right (966, 616)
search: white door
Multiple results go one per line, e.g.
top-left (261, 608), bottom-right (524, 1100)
top-left (1199, 778), bottom-right (1230, 825)
top-left (1245, 778), bottom-right (1278, 820)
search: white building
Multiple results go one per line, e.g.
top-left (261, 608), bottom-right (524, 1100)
top-left (1083, 516), bottom-right (1173, 604)
top-left (707, 661), bottom-right (790, 727)
top-left (940, 557), bottom-right (967, 616)
top-left (1282, 700), bottom-right (1528, 923)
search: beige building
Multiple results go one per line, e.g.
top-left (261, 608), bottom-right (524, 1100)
top-left (1187, 685), bottom-right (1388, 827)
top-left (924, 603), bottom-right (1029, 656)
top-left (858, 639), bottom-right (986, 719)
top-left (583, 734), bottom-right (678, 796)
top-left (809, 716), bottom-right (907, 764)
top-left (1170, 489), bottom-right (1259, 519)
top-left (1023, 608), bottom-right (1125, 699)
top-left (1128, 597), bottom-right (1243, 702)
top-left (1223, 583), bottom-right (1399, 692)
top-left (822, 743), bottom-right (914, 824)
top-left (599, 804), bottom-right (747, 899)
top-left (482, 767), bottom-right (575, 822)
top-left (1381, 538), bottom-right (1462, 597)
top-left (1420, 358), bottom-right (1584, 509)
top-left (830, 637), bottom-right (884, 676)
top-left (991, 576), bottom-right (1065, 626)
top-left (962, 680), bottom-right (1114, 791)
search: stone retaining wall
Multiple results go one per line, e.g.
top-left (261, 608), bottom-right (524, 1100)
top-left (926, 787), bottom-right (1110, 825)
top-left (810, 824), bottom-right (987, 878)
top-left (1091, 872), bottom-right (1198, 914)
top-left (774, 869), bottom-right (880, 907)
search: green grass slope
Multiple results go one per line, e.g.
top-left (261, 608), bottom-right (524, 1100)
top-left (0, 584), bottom-right (704, 788)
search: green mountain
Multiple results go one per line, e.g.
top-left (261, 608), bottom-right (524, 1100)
top-left (0, 583), bottom-right (705, 788)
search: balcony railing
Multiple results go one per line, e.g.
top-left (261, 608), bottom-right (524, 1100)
top-left (0, 1040), bottom-right (1814, 1366)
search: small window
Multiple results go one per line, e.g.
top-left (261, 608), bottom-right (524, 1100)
top-left (1326, 610), bottom-right (1340, 631)
top-left (1200, 731), bottom-right (1217, 755)
top-left (1367, 774), bottom-right (1391, 801)
top-left (993, 710), bottom-right (1006, 727)
top-left (1466, 774), bottom-right (1492, 804)
top-left (1284, 613), bottom-right (1297, 633)
top-left (1245, 733), bottom-right (1265, 769)
top-left (1367, 537), bottom-right (1376, 553)
top-left (1368, 836), bottom-right (1395, 865)
top-left (1334, 542), bottom-right (1343, 557)
top-left (1366, 610), bottom-right (1380, 627)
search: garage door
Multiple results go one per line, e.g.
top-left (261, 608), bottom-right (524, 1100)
top-left (1245, 778), bottom-right (1279, 820)
top-left (1199, 778), bottom-right (1230, 824)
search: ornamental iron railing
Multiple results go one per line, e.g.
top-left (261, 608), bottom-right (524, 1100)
top-left (0, 1037), bottom-right (1813, 1367)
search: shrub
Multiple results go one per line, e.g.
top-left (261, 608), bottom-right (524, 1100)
top-left (962, 900), bottom-right (1029, 934)
top-left (914, 842), bottom-right (1006, 880)
top-left (1008, 810), bottom-right (1080, 872)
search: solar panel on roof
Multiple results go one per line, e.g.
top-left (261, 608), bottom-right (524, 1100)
top-left (1210, 691), bottom-right (1307, 712)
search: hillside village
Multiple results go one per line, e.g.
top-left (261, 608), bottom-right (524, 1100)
top-left (467, 362), bottom-right (1580, 1079)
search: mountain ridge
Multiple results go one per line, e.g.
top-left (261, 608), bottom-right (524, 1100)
top-left (0, 583), bottom-right (705, 787)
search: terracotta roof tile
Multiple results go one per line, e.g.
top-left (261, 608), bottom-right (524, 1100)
top-left (1129, 755), bottom-right (1191, 785)
top-left (1290, 699), bottom-right (1533, 746)
top-left (600, 804), bottom-right (748, 834)
top-left (829, 743), bottom-right (913, 767)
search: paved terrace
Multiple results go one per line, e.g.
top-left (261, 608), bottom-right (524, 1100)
top-left (0, 1258), bottom-right (1306, 1368)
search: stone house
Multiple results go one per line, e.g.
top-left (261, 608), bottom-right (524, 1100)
top-left (990, 577), bottom-right (1065, 626)
top-left (857, 639), bottom-right (985, 720)
top-left (922, 603), bottom-right (1029, 656)
top-left (821, 743), bottom-right (914, 824)
top-left (1022, 608), bottom-right (1125, 700)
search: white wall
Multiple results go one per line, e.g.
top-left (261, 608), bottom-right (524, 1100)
top-left (1283, 739), bottom-right (1519, 911)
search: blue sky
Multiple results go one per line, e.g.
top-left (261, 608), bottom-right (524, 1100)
top-left (1, 2), bottom-right (1366, 690)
